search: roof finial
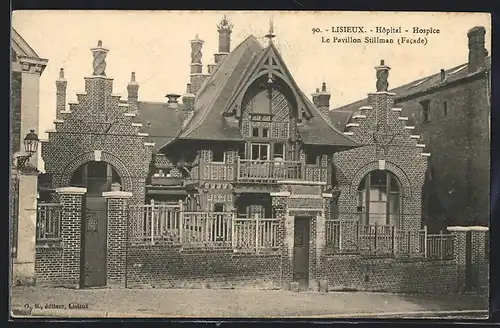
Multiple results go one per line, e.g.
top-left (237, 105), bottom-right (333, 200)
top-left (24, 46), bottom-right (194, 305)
top-left (265, 17), bottom-right (276, 45)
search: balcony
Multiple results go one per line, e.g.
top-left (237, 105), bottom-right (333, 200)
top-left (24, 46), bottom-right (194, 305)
top-left (151, 176), bottom-right (184, 186)
top-left (236, 158), bottom-right (304, 183)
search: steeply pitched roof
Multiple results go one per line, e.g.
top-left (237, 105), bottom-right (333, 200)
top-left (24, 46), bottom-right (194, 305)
top-left (162, 35), bottom-right (359, 150)
top-left (134, 101), bottom-right (187, 152)
top-left (333, 57), bottom-right (491, 115)
top-left (328, 110), bottom-right (355, 132)
top-left (176, 35), bottom-right (265, 142)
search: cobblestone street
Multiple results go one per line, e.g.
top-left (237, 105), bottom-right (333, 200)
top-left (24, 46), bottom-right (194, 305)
top-left (10, 286), bottom-right (489, 319)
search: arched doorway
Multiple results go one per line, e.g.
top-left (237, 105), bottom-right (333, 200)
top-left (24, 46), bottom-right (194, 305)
top-left (357, 170), bottom-right (402, 228)
top-left (70, 161), bottom-right (122, 287)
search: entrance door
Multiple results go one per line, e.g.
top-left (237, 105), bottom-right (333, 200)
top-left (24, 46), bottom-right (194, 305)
top-left (71, 161), bottom-right (121, 288)
top-left (82, 195), bottom-right (107, 287)
top-left (293, 217), bottom-right (310, 290)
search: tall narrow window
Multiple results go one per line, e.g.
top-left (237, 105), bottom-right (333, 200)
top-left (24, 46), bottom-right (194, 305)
top-left (357, 170), bottom-right (401, 227)
top-left (420, 100), bottom-right (431, 123)
top-left (443, 101), bottom-right (448, 117)
top-left (252, 127), bottom-right (259, 137)
top-left (262, 128), bottom-right (269, 138)
top-left (273, 143), bottom-right (285, 161)
top-left (238, 144), bottom-right (246, 159)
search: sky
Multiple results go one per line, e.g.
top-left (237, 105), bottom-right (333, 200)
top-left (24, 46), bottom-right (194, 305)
top-left (12, 10), bottom-right (491, 167)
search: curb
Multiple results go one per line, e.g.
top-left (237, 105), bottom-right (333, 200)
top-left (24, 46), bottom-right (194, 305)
top-left (11, 308), bottom-right (489, 319)
top-left (11, 308), bottom-right (167, 318)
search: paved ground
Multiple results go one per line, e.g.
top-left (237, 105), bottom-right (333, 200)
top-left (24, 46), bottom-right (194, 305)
top-left (10, 287), bottom-right (489, 319)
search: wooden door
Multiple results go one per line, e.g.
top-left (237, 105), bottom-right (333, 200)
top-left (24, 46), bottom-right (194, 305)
top-left (293, 217), bottom-right (310, 290)
top-left (81, 161), bottom-right (111, 287)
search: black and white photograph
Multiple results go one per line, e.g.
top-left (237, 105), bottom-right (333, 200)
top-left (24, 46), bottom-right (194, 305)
top-left (10, 10), bottom-right (491, 319)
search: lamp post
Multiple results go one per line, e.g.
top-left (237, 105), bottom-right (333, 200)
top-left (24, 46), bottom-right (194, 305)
top-left (14, 129), bottom-right (40, 171)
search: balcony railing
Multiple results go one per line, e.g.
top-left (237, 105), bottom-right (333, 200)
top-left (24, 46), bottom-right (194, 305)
top-left (236, 158), bottom-right (304, 182)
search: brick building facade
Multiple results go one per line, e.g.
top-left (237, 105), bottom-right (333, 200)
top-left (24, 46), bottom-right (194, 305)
top-left (33, 18), bottom-right (488, 293)
top-left (331, 26), bottom-right (491, 231)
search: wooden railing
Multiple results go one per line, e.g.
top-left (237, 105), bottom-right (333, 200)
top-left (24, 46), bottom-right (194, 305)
top-left (325, 220), bottom-right (453, 259)
top-left (128, 202), bottom-right (279, 251)
top-left (36, 203), bottom-right (62, 242)
top-left (237, 158), bottom-right (304, 182)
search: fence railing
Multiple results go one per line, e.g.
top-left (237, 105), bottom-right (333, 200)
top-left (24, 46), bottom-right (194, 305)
top-left (325, 220), bottom-right (454, 259)
top-left (237, 159), bottom-right (304, 182)
top-left (36, 203), bottom-right (62, 242)
top-left (426, 232), bottom-right (454, 260)
top-left (129, 202), bottom-right (279, 251)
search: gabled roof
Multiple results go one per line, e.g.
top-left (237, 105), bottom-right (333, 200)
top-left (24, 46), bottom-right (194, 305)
top-left (175, 35), bottom-right (264, 142)
top-left (162, 35), bottom-right (359, 150)
top-left (134, 101), bottom-right (187, 152)
top-left (11, 28), bottom-right (43, 59)
top-left (333, 57), bottom-right (491, 115)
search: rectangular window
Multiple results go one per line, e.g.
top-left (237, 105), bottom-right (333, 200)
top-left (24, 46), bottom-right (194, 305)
top-left (212, 149), bottom-right (225, 163)
top-left (262, 128), bottom-right (269, 138)
top-left (252, 127), bottom-right (259, 137)
top-left (273, 143), bottom-right (285, 160)
top-left (420, 100), bottom-right (431, 123)
top-left (306, 153), bottom-right (319, 165)
top-left (443, 101), bottom-right (448, 117)
top-left (214, 203), bottom-right (225, 212)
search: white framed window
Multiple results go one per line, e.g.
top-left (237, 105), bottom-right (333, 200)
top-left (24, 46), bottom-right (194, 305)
top-left (357, 170), bottom-right (401, 228)
top-left (251, 143), bottom-right (270, 161)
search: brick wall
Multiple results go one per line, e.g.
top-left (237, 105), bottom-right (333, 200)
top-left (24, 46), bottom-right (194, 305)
top-left (35, 246), bottom-right (64, 286)
top-left (126, 246), bottom-right (282, 289)
top-left (322, 254), bottom-right (457, 294)
top-left (41, 75), bottom-right (153, 206)
top-left (334, 90), bottom-right (428, 232)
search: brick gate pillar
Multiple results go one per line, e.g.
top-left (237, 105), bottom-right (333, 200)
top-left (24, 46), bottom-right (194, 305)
top-left (56, 187), bottom-right (87, 288)
top-left (103, 191), bottom-right (133, 288)
top-left (12, 170), bottom-right (39, 286)
top-left (272, 191), bottom-right (292, 290)
top-left (470, 226), bottom-right (489, 293)
top-left (447, 226), bottom-right (468, 293)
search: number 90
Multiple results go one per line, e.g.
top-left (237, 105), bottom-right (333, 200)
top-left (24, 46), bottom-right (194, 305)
top-left (311, 28), bottom-right (321, 34)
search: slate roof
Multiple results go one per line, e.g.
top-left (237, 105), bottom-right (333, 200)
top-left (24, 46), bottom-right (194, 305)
top-left (330, 57), bottom-right (491, 129)
top-left (176, 35), bottom-right (264, 142)
top-left (134, 101), bottom-right (187, 152)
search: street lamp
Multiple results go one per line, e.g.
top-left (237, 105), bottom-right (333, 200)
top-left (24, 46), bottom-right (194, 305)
top-left (15, 129), bottom-right (39, 171)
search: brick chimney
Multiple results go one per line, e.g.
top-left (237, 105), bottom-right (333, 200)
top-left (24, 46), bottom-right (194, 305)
top-left (190, 34), bottom-right (205, 95)
top-left (371, 60), bottom-right (392, 136)
top-left (214, 15), bottom-right (233, 64)
top-left (166, 93), bottom-right (181, 109)
top-left (127, 72), bottom-right (139, 112)
top-left (440, 69), bottom-right (446, 82)
top-left (182, 83), bottom-right (195, 112)
top-left (55, 68), bottom-right (67, 119)
top-left (312, 82), bottom-right (331, 116)
top-left (85, 41), bottom-right (114, 110)
top-left (467, 26), bottom-right (488, 73)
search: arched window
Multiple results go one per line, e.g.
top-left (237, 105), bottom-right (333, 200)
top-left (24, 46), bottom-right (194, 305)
top-left (357, 170), bottom-right (401, 227)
